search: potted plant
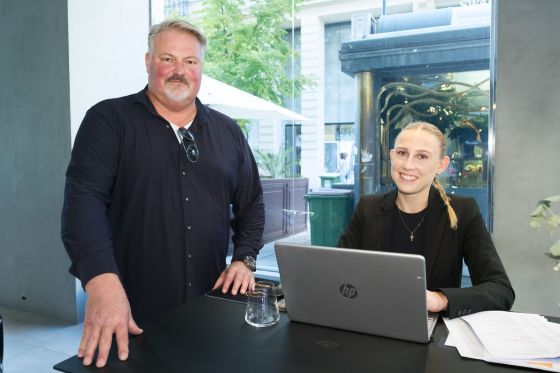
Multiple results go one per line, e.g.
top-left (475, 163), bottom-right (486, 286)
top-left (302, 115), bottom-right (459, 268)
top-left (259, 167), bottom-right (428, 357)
top-left (252, 146), bottom-right (308, 243)
top-left (254, 146), bottom-right (293, 179)
top-left (530, 195), bottom-right (560, 272)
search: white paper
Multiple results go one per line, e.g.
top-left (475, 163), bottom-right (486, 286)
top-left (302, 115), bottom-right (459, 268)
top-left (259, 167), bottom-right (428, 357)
top-left (461, 311), bottom-right (560, 360)
top-left (444, 332), bottom-right (456, 347)
top-left (444, 312), bottom-right (560, 372)
top-left (444, 317), bottom-right (491, 360)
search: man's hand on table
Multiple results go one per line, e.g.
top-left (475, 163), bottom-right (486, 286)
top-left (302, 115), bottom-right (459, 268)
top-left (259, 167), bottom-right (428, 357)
top-left (213, 261), bottom-right (255, 296)
top-left (80, 273), bottom-right (143, 368)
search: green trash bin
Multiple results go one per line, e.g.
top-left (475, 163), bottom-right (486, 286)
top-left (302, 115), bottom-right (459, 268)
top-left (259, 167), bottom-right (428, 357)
top-left (319, 174), bottom-right (340, 188)
top-left (304, 188), bottom-right (354, 247)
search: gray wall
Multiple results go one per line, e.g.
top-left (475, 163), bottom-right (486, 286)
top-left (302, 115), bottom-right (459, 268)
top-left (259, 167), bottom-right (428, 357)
top-left (494, 0), bottom-right (560, 317)
top-left (0, 0), bottom-right (78, 321)
top-left (0, 0), bottom-right (149, 322)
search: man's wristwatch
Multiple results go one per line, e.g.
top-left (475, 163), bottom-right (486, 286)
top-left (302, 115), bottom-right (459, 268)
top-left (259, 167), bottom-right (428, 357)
top-left (234, 256), bottom-right (256, 272)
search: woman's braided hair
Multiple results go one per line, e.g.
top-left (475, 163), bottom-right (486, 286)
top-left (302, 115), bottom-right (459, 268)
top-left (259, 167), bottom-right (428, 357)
top-left (398, 122), bottom-right (458, 230)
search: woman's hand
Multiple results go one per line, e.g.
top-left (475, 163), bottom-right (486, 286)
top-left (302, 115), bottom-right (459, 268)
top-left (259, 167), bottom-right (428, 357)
top-left (426, 290), bottom-right (448, 312)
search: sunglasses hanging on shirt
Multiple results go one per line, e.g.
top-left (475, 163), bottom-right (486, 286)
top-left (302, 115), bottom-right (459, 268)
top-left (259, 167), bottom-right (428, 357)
top-left (178, 128), bottom-right (200, 164)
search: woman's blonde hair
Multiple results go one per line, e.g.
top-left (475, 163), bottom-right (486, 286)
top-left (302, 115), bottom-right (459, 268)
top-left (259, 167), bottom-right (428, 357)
top-left (396, 122), bottom-right (458, 230)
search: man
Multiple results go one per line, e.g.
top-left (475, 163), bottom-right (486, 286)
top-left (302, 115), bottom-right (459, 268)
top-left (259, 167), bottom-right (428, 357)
top-left (61, 20), bottom-right (264, 368)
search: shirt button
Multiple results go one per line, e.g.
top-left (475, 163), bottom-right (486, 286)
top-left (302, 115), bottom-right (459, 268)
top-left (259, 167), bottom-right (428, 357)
top-left (182, 171), bottom-right (186, 176)
top-left (166, 125), bottom-right (170, 128)
top-left (185, 197), bottom-right (189, 202)
top-left (186, 226), bottom-right (191, 230)
top-left (188, 282), bottom-right (192, 287)
top-left (187, 254), bottom-right (192, 258)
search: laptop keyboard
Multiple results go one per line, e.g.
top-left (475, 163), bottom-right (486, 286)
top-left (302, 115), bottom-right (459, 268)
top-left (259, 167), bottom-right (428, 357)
top-left (427, 312), bottom-right (439, 337)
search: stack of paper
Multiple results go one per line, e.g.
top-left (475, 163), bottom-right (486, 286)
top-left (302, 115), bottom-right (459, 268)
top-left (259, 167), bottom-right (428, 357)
top-left (444, 311), bottom-right (560, 372)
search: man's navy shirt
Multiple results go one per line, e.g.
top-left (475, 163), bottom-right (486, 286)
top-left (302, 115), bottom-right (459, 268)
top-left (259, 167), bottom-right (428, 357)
top-left (62, 87), bottom-right (265, 322)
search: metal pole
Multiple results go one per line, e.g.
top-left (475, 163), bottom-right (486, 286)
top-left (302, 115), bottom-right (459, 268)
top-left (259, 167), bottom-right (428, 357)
top-left (354, 71), bottom-right (377, 200)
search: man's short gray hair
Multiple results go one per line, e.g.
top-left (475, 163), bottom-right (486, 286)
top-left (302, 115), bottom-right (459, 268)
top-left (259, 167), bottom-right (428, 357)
top-left (148, 19), bottom-right (207, 54)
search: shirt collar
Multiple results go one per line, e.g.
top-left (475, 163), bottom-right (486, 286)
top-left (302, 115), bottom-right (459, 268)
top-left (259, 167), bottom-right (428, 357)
top-left (133, 85), bottom-right (211, 129)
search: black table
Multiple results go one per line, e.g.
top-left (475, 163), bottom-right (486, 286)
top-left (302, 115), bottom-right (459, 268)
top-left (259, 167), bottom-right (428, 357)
top-left (54, 296), bottom-right (554, 373)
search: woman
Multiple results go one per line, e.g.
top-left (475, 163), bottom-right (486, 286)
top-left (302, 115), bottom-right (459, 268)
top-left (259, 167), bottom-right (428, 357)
top-left (338, 122), bottom-right (514, 318)
top-left (338, 152), bottom-right (350, 181)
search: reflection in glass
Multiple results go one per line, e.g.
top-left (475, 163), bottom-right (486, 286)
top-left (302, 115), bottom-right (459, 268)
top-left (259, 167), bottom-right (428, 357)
top-left (377, 71), bottom-right (490, 222)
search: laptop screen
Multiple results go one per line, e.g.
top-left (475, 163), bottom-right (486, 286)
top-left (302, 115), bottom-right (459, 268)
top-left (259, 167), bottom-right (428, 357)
top-left (275, 242), bottom-right (433, 343)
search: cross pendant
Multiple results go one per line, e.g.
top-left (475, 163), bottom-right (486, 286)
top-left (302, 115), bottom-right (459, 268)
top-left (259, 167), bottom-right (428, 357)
top-left (409, 234), bottom-right (414, 242)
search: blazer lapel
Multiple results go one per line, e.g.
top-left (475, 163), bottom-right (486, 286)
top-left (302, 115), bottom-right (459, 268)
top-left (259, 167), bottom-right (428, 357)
top-left (377, 189), bottom-right (397, 252)
top-left (423, 187), bottom-right (448, 283)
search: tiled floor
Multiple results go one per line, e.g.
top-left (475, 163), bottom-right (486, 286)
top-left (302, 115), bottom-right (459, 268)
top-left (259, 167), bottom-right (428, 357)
top-left (0, 305), bottom-right (83, 372)
top-left (0, 230), bottom-right (311, 373)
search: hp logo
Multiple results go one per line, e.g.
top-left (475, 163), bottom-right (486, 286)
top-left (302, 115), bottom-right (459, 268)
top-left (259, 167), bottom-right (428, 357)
top-left (339, 284), bottom-right (358, 299)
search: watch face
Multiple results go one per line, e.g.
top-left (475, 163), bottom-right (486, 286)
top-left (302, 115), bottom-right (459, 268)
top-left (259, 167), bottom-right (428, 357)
top-left (243, 256), bottom-right (256, 271)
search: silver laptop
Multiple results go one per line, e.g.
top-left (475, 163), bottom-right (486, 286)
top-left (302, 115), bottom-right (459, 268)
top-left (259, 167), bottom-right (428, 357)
top-left (274, 242), bottom-right (438, 343)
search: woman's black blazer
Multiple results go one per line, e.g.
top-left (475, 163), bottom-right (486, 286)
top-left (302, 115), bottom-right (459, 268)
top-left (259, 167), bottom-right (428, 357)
top-left (338, 187), bottom-right (515, 319)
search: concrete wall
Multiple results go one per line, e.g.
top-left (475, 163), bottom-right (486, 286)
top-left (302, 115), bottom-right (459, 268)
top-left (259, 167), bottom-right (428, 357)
top-left (493, 0), bottom-right (560, 317)
top-left (0, 0), bottom-right (76, 321)
top-left (0, 0), bottom-right (149, 322)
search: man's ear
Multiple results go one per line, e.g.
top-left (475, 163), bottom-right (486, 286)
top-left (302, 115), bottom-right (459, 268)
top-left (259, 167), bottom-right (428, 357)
top-left (145, 52), bottom-right (151, 74)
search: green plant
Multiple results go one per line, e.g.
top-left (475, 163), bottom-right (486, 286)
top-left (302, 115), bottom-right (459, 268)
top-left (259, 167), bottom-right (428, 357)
top-left (194, 0), bottom-right (314, 105)
top-left (236, 119), bottom-right (251, 139)
top-left (530, 195), bottom-right (560, 271)
top-left (254, 147), bottom-right (293, 178)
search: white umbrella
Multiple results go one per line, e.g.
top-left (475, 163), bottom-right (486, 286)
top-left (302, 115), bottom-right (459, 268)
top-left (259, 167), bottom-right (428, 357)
top-left (198, 75), bottom-right (310, 121)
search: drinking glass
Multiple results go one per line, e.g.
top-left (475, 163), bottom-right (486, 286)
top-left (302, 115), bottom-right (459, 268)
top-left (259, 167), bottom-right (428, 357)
top-left (245, 286), bottom-right (280, 327)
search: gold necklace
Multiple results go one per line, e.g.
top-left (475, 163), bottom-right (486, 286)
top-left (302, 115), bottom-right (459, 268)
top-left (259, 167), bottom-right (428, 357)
top-left (397, 209), bottom-right (427, 242)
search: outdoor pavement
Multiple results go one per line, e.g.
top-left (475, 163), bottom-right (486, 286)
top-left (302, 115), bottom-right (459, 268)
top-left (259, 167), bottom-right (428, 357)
top-left (227, 229), bottom-right (311, 277)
